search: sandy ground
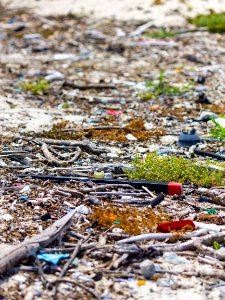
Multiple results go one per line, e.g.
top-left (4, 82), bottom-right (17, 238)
top-left (2, 0), bottom-right (225, 25)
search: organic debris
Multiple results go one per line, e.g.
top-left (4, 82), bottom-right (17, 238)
top-left (91, 204), bottom-right (170, 235)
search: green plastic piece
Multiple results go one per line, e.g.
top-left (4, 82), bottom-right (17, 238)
top-left (205, 208), bottom-right (217, 215)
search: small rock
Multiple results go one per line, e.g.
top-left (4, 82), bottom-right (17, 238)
top-left (195, 86), bottom-right (207, 92)
top-left (89, 198), bottom-right (99, 205)
top-left (197, 76), bottom-right (206, 84)
top-left (163, 252), bottom-right (187, 265)
top-left (199, 111), bottom-right (217, 122)
top-left (196, 92), bottom-right (211, 104)
top-left (45, 71), bottom-right (64, 82)
top-left (140, 259), bottom-right (156, 279)
top-left (157, 278), bottom-right (174, 287)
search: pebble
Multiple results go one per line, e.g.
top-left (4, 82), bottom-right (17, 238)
top-left (45, 71), bottom-right (64, 82)
top-left (157, 278), bottom-right (174, 287)
top-left (199, 111), bottom-right (217, 122)
top-left (163, 253), bottom-right (187, 265)
top-left (89, 198), bottom-right (100, 205)
top-left (195, 86), bottom-right (207, 92)
top-left (140, 259), bottom-right (156, 279)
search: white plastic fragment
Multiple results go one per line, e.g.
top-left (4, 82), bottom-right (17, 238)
top-left (53, 53), bottom-right (77, 61)
top-left (19, 185), bottom-right (31, 194)
top-left (126, 133), bottom-right (137, 141)
top-left (75, 205), bottom-right (90, 215)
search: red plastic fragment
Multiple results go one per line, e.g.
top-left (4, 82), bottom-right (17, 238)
top-left (157, 220), bottom-right (195, 233)
top-left (168, 182), bottom-right (182, 195)
top-left (106, 110), bottom-right (122, 115)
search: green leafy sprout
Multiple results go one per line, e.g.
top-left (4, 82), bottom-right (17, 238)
top-left (145, 28), bottom-right (175, 39)
top-left (213, 241), bottom-right (221, 250)
top-left (126, 152), bottom-right (225, 187)
top-left (209, 116), bottom-right (225, 140)
top-left (138, 70), bottom-right (192, 101)
top-left (188, 12), bottom-right (225, 33)
top-left (21, 79), bottom-right (49, 95)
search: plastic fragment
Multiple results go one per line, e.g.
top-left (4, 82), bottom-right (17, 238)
top-left (178, 129), bottom-right (200, 147)
top-left (94, 171), bottom-right (105, 179)
top-left (205, 208), bottom-right (217, 215)
top-left (18, 195), bottom-right (29, 201)
top-left (137, 279), bottom-right (145, 286)
top-left (37, 253), bottom-right (69, 265)
top-left (157, 220), bottom-right (195, 233)
top-left (106, 110), bottom-right (122, 115)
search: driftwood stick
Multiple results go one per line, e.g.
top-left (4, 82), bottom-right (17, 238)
top-left (55, 186), bottom-right (85, 199)
top-left (36, 139), bottom-right (107, 155)
top-left (60, 239), bottom-right (83, 277)
top-left (117, 229), bottom-right (207, 244)
top-left (81, 184), bottom-right (135, 193)
top-left (52, 279), bottom-right (100, 299)
top-left (63, 126), bottom-right (121, 132)
top-left (0, 210), bottom-right (76, 275)
top-left (41, 143), bottom-right (82, 165)
top-left (63, 81), bottom-right (116, 90)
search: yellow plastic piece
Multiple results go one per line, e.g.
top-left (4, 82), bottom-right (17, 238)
top-left (94, 171), bottom-right (105, 179)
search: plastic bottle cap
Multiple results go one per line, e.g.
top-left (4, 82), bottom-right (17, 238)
top-left (178, 129), bottom-right (200, 147)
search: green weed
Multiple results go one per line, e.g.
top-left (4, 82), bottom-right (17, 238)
top-left (138, 70), bottom-right (192, 101)
top-left (188, 13), bottom-right (225, 33)
top-left (213, 241), bottom-right (221, 250)
top-left (145, 28), bottom-right (175, 39)
top-left (126, 152), bottom-right (225, 187)
top-left (209, 116), bottom-right (225, 140)
top-left (21, 79), bottom-right (49, 95)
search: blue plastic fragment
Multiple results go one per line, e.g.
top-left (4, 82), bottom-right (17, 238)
top-left (3, 147), bottom-right (10, 151)
top-left (37, 253), bottom-right (69, 265)
top-left (18, 195), bottom-right (29, 201)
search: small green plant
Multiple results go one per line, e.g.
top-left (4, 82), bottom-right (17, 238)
top-left (61, 102), bottom-right (70, 109)
top-left (126, 152), bottom-right (225, 187)
top-left (213, 241), bottom-right (221, 250)
top-left (145, 28), bottom-right (175, 39)
top-left (188, 13), bottom-right (225, 33)
top-left (209, 116), bottom-right (225, 140)
top-left (138, 70), bottom-right (192, 100)
top-left (21, 79), bottom-right (49, 95)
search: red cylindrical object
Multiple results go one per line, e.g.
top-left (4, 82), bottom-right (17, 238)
top-left (157, 220), bottom-right (195, 233)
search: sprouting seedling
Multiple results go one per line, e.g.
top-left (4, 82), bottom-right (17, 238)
top-left (209, 116), bottom-right (225, 140)
top-left (213, 241), bottom-right (221, 250)
top-left (138, 70), bottom-right (192, 101)
top-left (20, 79), bottom-right (49, 95)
